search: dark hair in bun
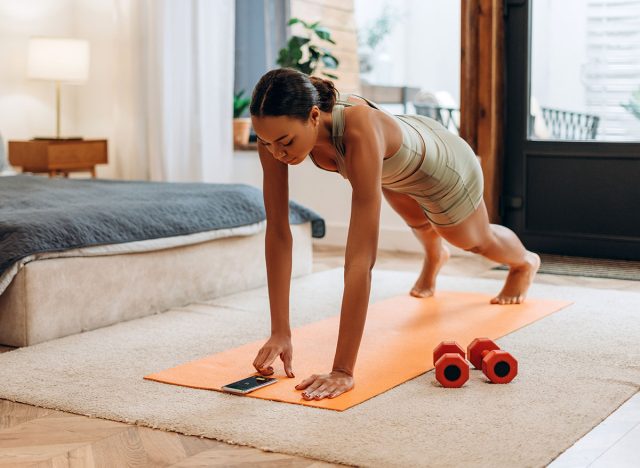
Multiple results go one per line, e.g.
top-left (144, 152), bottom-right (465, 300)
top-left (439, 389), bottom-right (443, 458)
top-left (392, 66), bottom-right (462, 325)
top-left (250, 67), bottom-right (338, 121)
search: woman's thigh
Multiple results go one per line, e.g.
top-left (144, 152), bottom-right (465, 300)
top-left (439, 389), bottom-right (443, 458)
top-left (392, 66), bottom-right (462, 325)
top-left (382, 187), bottom-right (432, 228)
top-left (432, 199), bottom-right (493, 251)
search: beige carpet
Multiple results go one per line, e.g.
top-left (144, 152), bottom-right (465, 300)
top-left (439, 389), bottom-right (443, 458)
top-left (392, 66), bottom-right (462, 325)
top-left (0, 269), bottom-right (639, 467)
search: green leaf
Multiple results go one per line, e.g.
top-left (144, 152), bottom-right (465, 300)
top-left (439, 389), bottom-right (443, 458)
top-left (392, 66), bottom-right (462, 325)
top-left (313, 27), bottom-right (336, 44)
top-left (314, 26), bottom-right (331, 41)
top-left (322, 71), bottom-right (338, 80)
top-left (288, 18), bottom-right (309, 28)
top-left (321, 55), bottom-right (338, 69)
top-left (290, 35), bottom-right (310, 48)
top-left (323, 52), bottom-right (339, 66)
top-left (290, 47), bottom-right (303, 63)
top-left (299, 61), bottom-right (313, 75)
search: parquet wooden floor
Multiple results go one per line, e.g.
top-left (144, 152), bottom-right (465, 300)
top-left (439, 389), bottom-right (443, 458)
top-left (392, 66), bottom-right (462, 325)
top-left (1, 245), bottom-right (638, 467)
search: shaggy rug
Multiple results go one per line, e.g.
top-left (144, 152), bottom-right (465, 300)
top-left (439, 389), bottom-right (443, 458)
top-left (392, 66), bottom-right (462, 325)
top-left (0, 269), bottom-right (638, 467)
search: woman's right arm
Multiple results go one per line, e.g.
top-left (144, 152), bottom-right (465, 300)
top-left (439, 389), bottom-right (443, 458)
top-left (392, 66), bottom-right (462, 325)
top-left (258, 141), bottom-right (293, 338)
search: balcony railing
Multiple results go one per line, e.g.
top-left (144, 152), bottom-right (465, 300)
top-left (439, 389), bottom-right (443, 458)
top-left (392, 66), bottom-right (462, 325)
top-left (413, 103), bottom-right (600, 140)
top-left (536, 107), bottom-right (600, 140)
top-left (413, 104), bottom-right (460, 133)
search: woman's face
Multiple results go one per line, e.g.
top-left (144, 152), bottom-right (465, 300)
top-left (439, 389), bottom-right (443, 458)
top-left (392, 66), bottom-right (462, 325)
top-left (251, 109), bottom-right (319, 165)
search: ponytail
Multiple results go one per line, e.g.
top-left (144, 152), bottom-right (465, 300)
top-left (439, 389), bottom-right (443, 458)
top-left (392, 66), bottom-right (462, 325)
top-left (308, 76), bottom-right (338, 112)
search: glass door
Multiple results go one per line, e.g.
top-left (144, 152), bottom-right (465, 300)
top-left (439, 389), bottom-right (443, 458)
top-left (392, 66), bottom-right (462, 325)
top-left (503, 0), bottom-right (640, 260)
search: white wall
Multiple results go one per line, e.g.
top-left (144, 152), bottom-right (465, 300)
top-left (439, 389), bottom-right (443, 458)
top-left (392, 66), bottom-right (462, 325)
top-left (0, 0), bottom-right (79, 140)
top-left (74, 0), bottom-right (120, 165)
top-left (403, 0), bottom-right (460, 105)
top-left (0, 0), bottom-right (125, 179)
top-left (354, 0), bottom-right (461, 105)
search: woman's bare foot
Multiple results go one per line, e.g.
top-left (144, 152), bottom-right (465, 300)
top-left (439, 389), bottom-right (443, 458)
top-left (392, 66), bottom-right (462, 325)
top-left (410, 245), bottom-right (451, 298)
top-left (491, 251), bottom-right (541, 304)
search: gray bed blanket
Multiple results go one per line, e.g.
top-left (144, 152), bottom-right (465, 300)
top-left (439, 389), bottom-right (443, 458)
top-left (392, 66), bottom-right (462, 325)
top-left (0, 175), bottom-right (325, 277)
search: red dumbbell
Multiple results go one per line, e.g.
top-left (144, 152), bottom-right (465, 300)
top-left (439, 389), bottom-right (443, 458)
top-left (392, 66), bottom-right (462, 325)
top-left (467, 338), bottom-right (518, 384)
top-left (433, 341), bottom-right (469, 388)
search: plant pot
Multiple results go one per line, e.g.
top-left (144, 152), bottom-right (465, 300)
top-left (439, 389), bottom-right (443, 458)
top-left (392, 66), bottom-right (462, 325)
top-left (233, 118), bottom-right (252, 146)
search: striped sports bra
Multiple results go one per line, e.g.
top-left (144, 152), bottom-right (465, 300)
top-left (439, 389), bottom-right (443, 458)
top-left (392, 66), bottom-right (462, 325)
top-left (308, 93), bottom-right (427, 185)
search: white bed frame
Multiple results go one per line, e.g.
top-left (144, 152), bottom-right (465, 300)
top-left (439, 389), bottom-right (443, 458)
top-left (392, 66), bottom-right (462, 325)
top-left (0, 222), bottom-right (313, 347)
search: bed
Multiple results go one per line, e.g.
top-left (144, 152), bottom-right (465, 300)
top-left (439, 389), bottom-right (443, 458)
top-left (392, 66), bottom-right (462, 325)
top-left (0, 175), bottom-right (325, 347)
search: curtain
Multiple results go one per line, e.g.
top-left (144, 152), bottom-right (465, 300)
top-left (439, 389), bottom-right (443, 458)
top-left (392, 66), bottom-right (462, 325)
top-left (112, 0), bottom-right (235, 182)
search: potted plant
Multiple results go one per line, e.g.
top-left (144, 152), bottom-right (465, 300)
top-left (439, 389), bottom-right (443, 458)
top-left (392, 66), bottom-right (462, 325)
top-left (233, 89), bottom-right (251, 146)
top-left (277, 18), bottom-right (339, 78)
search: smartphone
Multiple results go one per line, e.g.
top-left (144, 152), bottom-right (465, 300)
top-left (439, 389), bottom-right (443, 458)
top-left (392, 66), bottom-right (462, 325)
top-left (221, 375), bottom-right (278, 395)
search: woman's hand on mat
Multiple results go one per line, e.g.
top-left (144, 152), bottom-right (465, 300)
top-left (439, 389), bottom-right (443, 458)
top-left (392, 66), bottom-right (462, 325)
top-left (253, 333), bottom-right (295, 378)
top-left (295, 370), bottom-right (354, 400)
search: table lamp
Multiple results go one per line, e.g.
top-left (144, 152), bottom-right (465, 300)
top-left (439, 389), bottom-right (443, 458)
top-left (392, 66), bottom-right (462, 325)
top-left (27, 37), bottom-right (90, 140)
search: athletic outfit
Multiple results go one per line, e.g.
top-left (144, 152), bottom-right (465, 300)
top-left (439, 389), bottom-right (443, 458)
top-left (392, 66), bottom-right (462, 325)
top-left (308, 94), bottom-right (484, 226)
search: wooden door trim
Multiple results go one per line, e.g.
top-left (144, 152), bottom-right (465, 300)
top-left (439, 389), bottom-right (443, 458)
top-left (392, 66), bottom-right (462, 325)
top-left (460, 0), bottom-right (505, 223)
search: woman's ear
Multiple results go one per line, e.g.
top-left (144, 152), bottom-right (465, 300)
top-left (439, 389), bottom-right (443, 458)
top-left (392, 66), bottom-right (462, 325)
top-left (310, 106), bottom-right (320, 127)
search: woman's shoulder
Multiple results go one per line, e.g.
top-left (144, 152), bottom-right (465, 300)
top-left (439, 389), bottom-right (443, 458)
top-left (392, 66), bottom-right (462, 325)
top-left (342, 98), bottom-right (396, 136)
top-left (342, 104), bottom-right (377, 130)
top-left (340, 94), bottom-right (375, 108)
top-left (341, 98), bottom-right (403, 156)
top-left (341, 95), bottom-right (382, 123)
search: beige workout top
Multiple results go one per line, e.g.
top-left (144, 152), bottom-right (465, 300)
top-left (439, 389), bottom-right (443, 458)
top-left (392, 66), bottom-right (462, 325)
top-left (308, 93), bottom-right (428, 185)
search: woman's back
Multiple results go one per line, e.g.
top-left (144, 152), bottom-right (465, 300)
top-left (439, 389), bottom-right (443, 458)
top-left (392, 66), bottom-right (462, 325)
top-left (313, 93), bottom-right (431, 185)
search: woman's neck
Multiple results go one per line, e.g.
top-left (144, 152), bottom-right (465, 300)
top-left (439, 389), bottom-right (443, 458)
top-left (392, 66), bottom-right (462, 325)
top-left (313, 110), bottom-right (334, 151)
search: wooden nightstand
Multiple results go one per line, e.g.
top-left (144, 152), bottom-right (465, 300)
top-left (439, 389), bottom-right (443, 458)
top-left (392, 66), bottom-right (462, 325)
top-left (8, 139), bottom-right (108, 178)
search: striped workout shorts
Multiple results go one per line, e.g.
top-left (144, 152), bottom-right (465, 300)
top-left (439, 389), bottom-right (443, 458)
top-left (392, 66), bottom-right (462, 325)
top-left (380, 114), bottom-right (484, 227)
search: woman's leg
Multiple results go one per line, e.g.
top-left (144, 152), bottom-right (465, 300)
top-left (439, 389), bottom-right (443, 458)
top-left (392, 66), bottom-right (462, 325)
top-left (382, 187), bottom-right (450, 297)
top-left (433, 199), bottom-right (541, 304)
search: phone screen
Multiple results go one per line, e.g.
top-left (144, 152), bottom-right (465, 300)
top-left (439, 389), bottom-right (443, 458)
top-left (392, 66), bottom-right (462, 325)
top-left (222, 375), bottom-right (277, 393)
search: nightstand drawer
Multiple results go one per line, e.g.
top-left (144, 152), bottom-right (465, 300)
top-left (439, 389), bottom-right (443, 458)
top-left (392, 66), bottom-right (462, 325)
top-left (48, 141), bottom-right (107, 169)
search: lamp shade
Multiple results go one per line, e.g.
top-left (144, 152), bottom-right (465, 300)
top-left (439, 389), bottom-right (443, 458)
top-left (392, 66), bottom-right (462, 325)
top-left (27, 37), bottom-right (90, 83)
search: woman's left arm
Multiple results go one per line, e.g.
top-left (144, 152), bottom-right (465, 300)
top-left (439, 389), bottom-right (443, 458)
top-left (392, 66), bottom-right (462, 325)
top-left (296, 109), bottom-right (384, 400)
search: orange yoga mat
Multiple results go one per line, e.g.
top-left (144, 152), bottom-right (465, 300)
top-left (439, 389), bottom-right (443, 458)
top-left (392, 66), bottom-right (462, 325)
top-left (144, 292), bottom-right (572, 411)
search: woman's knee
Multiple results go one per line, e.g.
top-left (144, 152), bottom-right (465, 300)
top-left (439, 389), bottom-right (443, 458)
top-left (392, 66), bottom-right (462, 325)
top-left (464, 238), bottom-right (493, 254)
top-left (434, 217), bottom-right (494, 253)
top-left (408, 219), bottom-right (433, 231)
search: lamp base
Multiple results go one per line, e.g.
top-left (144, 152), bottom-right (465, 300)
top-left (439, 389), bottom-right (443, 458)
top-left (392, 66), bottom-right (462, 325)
top-left (32, 137), bottom-right (84, 141)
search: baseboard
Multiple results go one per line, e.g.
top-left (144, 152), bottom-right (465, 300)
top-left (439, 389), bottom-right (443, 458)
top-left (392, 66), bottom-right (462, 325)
top-left (312, 222), bottom-right (474, 258)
